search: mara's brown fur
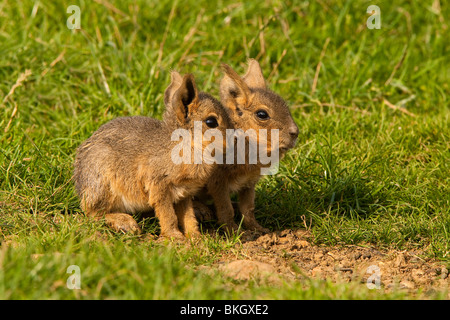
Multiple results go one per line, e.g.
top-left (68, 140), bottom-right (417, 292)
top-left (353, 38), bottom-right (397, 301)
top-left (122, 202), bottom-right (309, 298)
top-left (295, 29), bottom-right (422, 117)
top-left (196, 59), bottom-right (299, 233)
top-left (74, 72), bottom-right (232, 239)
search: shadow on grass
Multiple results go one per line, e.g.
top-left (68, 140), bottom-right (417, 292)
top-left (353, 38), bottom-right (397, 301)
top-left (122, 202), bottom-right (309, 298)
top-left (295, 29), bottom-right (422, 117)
top-left (257, 171), bottom-right (387, 229)
top-left (255, 139), bottom-right (389, 232)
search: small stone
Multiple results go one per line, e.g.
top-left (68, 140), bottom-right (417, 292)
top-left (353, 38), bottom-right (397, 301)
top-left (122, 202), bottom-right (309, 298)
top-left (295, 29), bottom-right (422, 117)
top-left (298, 240), bottom-right (310, 248)
top-left (314, 253), bottom-right (324, 260)
top-left (411, 269), bottom-right (426, 284)
top-left (399, 280), bottom-right (415, 290)
top-left (353, 252), bottom-right (362, 260)
top-left (311, 266), bottom-right (323, 277)
top-left (440, 267), bottom-right (449, 279)
top-left (362, 252), bottom-right (372, 259)
top-left (394, 253), bottom-right (406, 267)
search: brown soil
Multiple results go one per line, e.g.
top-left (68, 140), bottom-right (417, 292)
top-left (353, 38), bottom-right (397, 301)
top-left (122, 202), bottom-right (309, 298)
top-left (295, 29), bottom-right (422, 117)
top-left (213, 229), bottom-right (449, 297)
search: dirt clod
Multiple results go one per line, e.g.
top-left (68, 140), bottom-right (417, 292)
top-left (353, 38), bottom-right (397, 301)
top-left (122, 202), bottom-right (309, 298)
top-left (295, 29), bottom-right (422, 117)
top-left (218, 260), bottom-right (282, 284)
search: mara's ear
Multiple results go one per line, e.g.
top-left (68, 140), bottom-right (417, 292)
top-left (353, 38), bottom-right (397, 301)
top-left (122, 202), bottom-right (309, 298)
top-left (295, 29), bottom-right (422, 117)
top-left (164, 71), bottom-right (184, 106)
top-left (220, 63), bottom-right (252, 110)
top-left (242, 59), bottom-right (266, 89)
top-left (172, 73), bottom-right (199, 124)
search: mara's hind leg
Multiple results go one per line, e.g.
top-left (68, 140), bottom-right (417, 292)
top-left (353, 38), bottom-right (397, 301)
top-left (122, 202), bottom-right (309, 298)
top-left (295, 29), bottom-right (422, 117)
top-left (238, 186), bottom-right (269, 234)
top-left (207, 178), bottom-right (239, 235)
top-left (192, 200), bottom-right (215, 222)
top-left (104, 213), bottom-right (142, 235)
top-left (83, 206), bottom-right (142, 235)
top-left (77, 176), bottom-right (142, 235)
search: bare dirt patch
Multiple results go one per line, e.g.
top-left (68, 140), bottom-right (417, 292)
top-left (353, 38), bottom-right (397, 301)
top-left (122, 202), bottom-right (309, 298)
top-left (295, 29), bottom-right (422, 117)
top-left (215, 229), bottom-right (449, 297)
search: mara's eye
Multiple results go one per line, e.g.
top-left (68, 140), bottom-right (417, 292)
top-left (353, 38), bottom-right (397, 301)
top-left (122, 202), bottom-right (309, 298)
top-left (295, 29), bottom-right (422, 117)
top-left (256, 110), bottom-right (269, 120)
top-left (205, 117), bottom-right (219, 128)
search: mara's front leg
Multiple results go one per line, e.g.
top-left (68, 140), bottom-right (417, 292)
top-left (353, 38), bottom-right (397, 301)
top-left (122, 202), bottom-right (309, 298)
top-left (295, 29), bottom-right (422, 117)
top-left (175, 197), bottom-right (201, 238)
top-left (149, 187), bottom-right (184, 240)
top-left (238, 185), bottom-right (269, 233)
top-left (207, 177), bottom-right (239, 234)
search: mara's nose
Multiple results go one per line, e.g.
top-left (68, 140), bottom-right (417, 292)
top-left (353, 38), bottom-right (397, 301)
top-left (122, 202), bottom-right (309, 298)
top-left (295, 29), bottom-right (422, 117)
top-left (289, 123), bottom-right (299, 139)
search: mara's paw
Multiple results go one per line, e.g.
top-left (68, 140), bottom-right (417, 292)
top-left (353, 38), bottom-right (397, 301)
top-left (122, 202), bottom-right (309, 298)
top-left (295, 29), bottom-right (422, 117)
top-left (105, 213), bottom-right (142, 235)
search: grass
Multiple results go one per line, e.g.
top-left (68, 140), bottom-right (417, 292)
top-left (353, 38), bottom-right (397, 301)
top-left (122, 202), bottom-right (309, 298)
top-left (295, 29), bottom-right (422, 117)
top-left (0, 0), bottom-right (448, 299)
